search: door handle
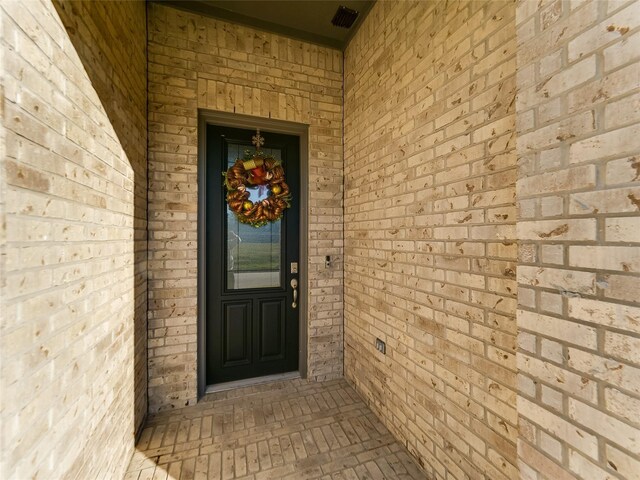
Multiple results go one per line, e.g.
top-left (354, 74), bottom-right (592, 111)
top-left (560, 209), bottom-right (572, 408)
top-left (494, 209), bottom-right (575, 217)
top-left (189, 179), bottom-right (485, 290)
top-left (290, 278), bottom-right (298, 309)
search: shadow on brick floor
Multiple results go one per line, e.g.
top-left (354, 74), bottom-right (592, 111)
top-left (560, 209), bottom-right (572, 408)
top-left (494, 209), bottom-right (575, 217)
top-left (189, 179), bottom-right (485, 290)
top-left (125, 378), bottom-right (425, 479)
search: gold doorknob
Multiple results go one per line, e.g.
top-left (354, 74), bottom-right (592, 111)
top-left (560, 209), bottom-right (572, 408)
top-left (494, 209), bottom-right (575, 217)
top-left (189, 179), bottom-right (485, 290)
top-left (290, 278), bottom-right (298, 308)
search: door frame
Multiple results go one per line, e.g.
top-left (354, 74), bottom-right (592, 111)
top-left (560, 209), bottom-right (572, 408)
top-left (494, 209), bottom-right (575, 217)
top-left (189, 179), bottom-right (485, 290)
top-left (197, 110), bottom-right (309, 399)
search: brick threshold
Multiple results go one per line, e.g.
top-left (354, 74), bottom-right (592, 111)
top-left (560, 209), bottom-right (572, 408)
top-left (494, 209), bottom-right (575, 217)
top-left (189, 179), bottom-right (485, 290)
top-left (205, 372), bottom-right (302, 395)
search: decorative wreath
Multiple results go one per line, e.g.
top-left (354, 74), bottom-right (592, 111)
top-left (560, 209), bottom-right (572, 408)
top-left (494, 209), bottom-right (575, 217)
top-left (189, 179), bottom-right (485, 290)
top-left (223, 149), bottom-right (291, 228)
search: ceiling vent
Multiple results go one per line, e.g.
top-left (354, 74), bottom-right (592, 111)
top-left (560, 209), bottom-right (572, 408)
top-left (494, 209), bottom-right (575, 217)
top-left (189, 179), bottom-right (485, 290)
top-left (331, 6), bottom-right (359, 29)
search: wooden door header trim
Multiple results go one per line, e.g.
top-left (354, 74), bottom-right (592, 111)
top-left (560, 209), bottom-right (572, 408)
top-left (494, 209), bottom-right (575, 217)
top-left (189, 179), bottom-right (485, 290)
top-left (199, 110), bottom-right (309, 136)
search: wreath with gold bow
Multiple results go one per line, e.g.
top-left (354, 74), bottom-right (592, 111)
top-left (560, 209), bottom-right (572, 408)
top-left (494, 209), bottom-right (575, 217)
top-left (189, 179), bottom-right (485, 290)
top-left (223, 130), bottom-right (291, 228)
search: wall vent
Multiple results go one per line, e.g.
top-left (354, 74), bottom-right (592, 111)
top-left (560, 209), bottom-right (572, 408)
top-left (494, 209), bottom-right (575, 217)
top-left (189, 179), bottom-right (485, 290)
top-left (331, 6), bottom-right (359, 28)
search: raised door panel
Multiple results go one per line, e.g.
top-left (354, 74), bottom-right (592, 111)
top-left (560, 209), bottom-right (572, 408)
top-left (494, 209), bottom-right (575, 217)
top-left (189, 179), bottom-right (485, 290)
top-left (222, 301), bottom-right (251, 367)
top-left (259, 298), bottom-right (286, 361)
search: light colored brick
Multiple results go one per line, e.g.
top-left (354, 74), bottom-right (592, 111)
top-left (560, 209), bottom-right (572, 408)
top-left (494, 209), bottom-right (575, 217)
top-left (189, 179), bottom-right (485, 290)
top-left (517, 165), bottom-right (596, 197)
top-left (0, 0), bottom-right (147, 478)
top-left (604, 30), bottom-right (640, 72)
top-left (518, 397), bottom-right (598, 459)
top-left (567, 1), bottom-right (640, 62)
top-left (125, 379), bottom-right (425, 480)
top-left (605, 92), bottom-right (640, 130)
top-left (568, 450), bottom-right (616, 480)
top-left (539, 430), bottom-right (563, 461)
top-left (524, 55), bottom-right (596, 108)
top-left (517, 219), bottom-right (596, 241)
top-left (516, 0), bottom-right (640, 477)
top-left (517, 266), bottom-right (595, 295)
top-left (605, 155), bottom-right (640, 186)
top-left (540, 338), bottom-right (564, 363)
top-left (606, 444), bottom-right (640, 479)
top-left (568, 297), bottom-right (640, 333)
top-left (146, 3), bottom-right (344, 412)
top-left (518, 440), bottom-right (576, 480)
top-left (567, 61), bottom-right (640, 114)
top-left (569, 245), bottom-right (640, 272)
top-left (518, 372), bottom-right (537, 398)
top-left (518, 353), bottom-right (596, 402)
top-left (344, 1), bottom-right (518, 477)
top-left (569, 399), bottom-right (640, 453)
top-left (569, 124), bottom-right (640, 164)
top-left (570, 185), bottom-right (640, 215)
top-left (541, 384), bottom-right (563, 411)
top-left (3, 3), bottom-right (639, 480)
top-left (540, 196), bottom-right (563, 217)
top-left (568, 348), bottom-right (640, 396)
top-left (518, 310), bottom-right (597, 349)
top-left (605, 274), bottom-right (640, 302)
top-left (540, 244), bottom-right (564, 265)
top-left (605, 388), bottom-right (640, 427)
top-left (604, 332), bottom-right (640, 366)
top-left (540, 291), bottom-right (563, 315)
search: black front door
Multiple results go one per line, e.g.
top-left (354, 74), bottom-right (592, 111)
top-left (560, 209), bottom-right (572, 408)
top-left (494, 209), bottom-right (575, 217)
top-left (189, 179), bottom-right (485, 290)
top-left (206, 125), bottom-right (300, 385)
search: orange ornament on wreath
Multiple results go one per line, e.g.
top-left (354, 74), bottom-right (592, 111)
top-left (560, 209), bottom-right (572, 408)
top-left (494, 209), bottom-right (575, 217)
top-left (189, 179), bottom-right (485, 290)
top-left (223, 151), bottom-right (291, 228)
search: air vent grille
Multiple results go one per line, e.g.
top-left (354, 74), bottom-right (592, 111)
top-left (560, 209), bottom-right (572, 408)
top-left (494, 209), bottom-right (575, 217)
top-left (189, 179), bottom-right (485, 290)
top-left (331, 6), bottom-right (359, 29)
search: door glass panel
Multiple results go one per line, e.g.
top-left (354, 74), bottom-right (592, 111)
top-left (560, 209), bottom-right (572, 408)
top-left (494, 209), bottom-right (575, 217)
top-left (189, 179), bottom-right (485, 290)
top-left (226, 143), bottom-right (282, 289)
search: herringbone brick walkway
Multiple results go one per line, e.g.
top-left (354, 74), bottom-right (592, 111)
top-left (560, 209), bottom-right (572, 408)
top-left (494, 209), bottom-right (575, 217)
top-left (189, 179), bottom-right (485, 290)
top-left (125, 379), bottom-right (425, 479)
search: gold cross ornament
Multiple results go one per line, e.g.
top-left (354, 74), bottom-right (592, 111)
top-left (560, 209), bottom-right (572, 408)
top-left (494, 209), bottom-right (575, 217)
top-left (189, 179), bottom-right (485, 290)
top-left (252, 129), bottom-right (265, 149)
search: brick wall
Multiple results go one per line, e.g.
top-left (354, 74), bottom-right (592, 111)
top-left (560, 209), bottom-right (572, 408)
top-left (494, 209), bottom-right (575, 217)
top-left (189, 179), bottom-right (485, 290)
top-left (0, 0), bottom-right (146, 478)
top-left (147, 4), bottom-right (343, 412)
top-left (515, 0), bottom-right (640, 478)
top-left (344, 1), bottom-right (519, 478)
top-left (52, 0), bottom-right (149, 431)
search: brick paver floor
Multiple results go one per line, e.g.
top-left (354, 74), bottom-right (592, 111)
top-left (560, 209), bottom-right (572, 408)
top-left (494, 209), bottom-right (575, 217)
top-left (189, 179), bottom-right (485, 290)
top-left (125, 378), bottom-right (425, 479)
